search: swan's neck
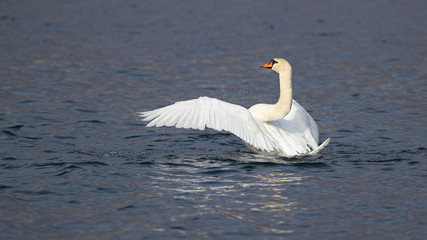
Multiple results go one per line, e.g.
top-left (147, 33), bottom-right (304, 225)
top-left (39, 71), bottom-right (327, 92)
top-left (248, 66), bottom-right (293, 123)
top-left (271, 68), bottom-right (292, 121)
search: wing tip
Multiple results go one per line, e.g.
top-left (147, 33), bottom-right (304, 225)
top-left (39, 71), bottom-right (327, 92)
top-left (309, 138), bottom-right (330, 154)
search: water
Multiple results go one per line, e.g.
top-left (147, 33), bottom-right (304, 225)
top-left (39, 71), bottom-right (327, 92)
top-left (1, 0), bottom-right (426, 239)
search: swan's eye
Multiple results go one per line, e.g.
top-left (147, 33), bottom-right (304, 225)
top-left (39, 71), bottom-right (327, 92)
top-left (271, 60), bottom-right (278, 65)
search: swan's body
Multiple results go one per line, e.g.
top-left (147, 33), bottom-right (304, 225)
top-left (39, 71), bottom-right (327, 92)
top-left (139, 58), bottom-right (330, 157)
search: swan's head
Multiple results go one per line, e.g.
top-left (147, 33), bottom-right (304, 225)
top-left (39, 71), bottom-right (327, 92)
top-left (260, 58), bottom-right (291, 73)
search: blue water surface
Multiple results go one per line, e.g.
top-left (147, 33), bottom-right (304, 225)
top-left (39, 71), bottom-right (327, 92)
top-left (1, 0), bottom-right (426, 239)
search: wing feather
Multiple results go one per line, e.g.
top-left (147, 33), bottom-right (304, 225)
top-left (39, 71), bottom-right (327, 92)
top-left (175, 105), bottom-right (191, 128)
top-left (139, 96), bottom-right (277, 152)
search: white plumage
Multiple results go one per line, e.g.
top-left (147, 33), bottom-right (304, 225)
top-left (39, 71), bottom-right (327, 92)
top-left (141, 97), bottom-right (277, 151)
top-left (139, 58), bottom-right (330, 157)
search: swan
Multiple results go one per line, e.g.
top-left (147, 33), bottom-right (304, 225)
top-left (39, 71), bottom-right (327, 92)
top-left (139, 58), bottom-right (330, 157)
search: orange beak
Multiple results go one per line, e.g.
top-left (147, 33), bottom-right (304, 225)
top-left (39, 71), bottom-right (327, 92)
top-left (260, 60), bottom-right (274, 68)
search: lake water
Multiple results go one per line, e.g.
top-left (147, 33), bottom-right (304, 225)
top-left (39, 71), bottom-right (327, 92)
top-left (1, 0), bottom-right (426, 239)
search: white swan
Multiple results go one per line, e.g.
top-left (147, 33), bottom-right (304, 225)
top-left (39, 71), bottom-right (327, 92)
top-left (139, 58), bottom-right (330, 157)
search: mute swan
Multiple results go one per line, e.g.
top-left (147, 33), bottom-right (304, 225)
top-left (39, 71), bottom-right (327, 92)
top-left (139, 58), bottom-right (330, 157)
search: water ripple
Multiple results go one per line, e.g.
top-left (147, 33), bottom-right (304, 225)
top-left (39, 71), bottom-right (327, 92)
top-left (1, 1), bottom-right (426, 239)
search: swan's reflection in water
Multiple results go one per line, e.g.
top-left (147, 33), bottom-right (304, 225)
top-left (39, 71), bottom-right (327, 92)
top-left (239, 171), bottom-right (303, 234)
top-left (148, 153), bottom-right (307, 235)
top-left (248, 172), bottom-right (302, 212)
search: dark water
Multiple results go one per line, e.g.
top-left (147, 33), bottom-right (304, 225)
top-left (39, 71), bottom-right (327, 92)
top-left (1, 0), bottom-right (426, 239)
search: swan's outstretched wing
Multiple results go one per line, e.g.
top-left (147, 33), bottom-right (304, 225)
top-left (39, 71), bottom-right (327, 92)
top-left (138, 96), bottom-right (277, 152)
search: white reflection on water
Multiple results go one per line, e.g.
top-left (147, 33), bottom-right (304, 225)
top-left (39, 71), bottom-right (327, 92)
top-left (232, 171), bottom-right (304, 235)
top-left (249, 172), bottom-right (302, 212)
